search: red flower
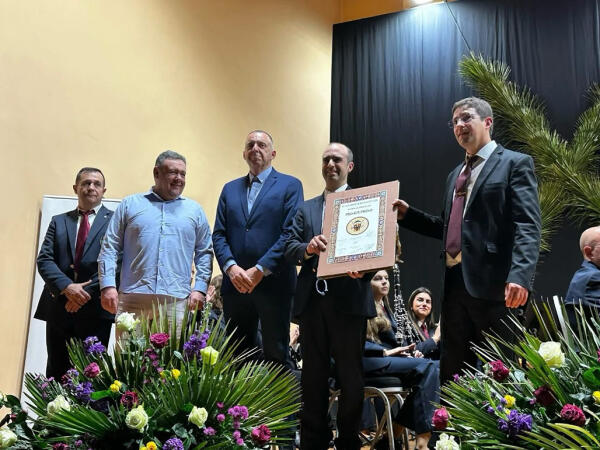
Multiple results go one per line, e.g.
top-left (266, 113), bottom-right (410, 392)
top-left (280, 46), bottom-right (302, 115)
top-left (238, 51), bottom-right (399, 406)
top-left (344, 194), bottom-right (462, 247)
top-left (560, 404), bottom-right (586, 426)
top-left (150, 333), bottom-right (170, 348)
top-left (120, 390), bottom-right (139, 409)
top-left (533, 385), bottom-right (555, 407)
top-left (489, 360), bottom-right (510, 382)
top-left (432, 407), bottom-right (449, 430)
top-left (83, 362), bottom-right (100, 378)
top-left (251, 424), bottom-right (271, 446)
top-left (597, 349), bottom-right (600, 363)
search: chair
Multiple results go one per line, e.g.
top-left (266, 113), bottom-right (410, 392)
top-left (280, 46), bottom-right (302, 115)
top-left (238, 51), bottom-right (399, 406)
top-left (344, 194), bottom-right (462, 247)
top-left (328, 376), bottom-right (410, 449)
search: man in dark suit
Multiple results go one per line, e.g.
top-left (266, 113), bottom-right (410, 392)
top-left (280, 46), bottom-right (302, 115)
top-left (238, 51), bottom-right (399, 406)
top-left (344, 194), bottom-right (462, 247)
top-left (36, 167), bottom-right (115, 379)
top-left (395, 97), bottom-right (541, 385)
top-left (565, 226), bottom-right (600, 328)
top-left (213, 130), bottom-right (303, 367)
top-left (285, 142), bottom-right (376, 450)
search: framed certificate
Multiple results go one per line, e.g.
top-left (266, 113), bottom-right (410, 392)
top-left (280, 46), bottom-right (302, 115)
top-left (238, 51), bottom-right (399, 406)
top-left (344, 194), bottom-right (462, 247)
top-left (317, 180), bottom-right (399, 278)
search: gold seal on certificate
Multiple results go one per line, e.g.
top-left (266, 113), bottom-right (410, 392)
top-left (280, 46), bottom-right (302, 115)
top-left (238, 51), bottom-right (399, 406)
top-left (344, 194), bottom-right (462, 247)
top-left (317, 180), bottom-right (399, 278)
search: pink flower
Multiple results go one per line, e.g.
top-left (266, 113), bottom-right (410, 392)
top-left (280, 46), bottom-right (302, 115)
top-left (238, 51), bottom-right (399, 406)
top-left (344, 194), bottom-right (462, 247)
top-left (533, 385), bottom-right (555, 407)
top-left (150, 333), bottom-right (170, 348)
top-left (120, 390), bottom-right (139, 409)
top-left (560, 404), bottom-right (586, 426)
top-left (216, 413), bottom-right (225, 422)
top-left (489, 360), bottom-right (510, 382)
top-left (597, 349), bottom-right (600, 363)
top-left (432, 407), bottom-right (449, 430)
top-left (83, 362), bottom-right (100, 378)
top-left (251, 424), bottom-right (271, 446)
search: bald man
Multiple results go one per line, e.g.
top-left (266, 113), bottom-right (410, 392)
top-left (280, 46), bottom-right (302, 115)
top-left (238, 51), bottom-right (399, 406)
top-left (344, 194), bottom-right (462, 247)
top-left (564, 226), bottom-right (600, 327)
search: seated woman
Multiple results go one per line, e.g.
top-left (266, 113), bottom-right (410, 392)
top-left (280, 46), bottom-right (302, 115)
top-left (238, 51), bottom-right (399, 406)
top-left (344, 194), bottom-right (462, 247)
top-left (364, 270), bottom-right (439, 450)
top-left (406, 287), bottom-right (440, 360)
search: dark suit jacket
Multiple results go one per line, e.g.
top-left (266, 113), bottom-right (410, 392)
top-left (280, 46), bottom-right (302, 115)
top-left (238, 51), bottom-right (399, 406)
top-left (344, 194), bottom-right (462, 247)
top-left (402, 145), bottom-right (541, 302)
top-left (565, 260), bottom-right (600, 308)
top-left (284, 192), bottom-right (377, 318)
top-left (213, 168), bottom-right (303, 296)
top-left (36, 205), bottom-right (115, 323)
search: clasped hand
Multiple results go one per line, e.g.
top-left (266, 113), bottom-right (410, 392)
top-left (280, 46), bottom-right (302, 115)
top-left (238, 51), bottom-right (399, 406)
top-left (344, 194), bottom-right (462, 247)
top-left (227, 264), bottom-right (264, 294)
top-left (62, 280), bottom-right (92, 313)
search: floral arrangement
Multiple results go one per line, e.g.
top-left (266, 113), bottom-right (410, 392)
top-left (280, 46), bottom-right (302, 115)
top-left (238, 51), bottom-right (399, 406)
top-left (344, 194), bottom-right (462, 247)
top-left (0, 304), bottom-right (300, 449)
top-left (432, 306), bottom-right (600, 449)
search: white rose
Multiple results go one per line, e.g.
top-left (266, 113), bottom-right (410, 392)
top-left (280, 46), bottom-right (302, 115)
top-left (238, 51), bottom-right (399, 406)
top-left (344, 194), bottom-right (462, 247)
top-left (188, 406), bottom-right (208, 428)
top-left (47, 394), bottom-right (71, 416)
top-left (435, 433), bottom-right (459, 450)
top-left (0, 425), bottom-right (17, 448)
top-left (125, 405), bottom-right (149, 431)
top-left (116, 312), bottom-right (139, 332)
top-left (200, 346), bottom-right (219, 365)
top-left (538, 341), bottom-right (565, 368)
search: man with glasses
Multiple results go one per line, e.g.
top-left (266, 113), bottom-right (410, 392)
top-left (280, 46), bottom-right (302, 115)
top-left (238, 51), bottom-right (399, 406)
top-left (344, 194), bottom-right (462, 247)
top-left (394, 97), bottom-right (541, 384)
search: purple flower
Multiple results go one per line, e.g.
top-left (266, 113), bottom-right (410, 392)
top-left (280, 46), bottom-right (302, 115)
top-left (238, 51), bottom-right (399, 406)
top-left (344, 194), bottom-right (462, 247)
top-left (497, 410), bottom-right (532, 439)
top-left (150, 332), bottom-right (170, 349)
top-left (90, 398), bottom-right (110, 414)
top-left (251, 424), bottom-right (271, 446)
top-left (61, 368), bottom-right (79, 386)
top-left (217, 413), bottom-right (225, 422)
top-left (487, 406), bottom-right (495, 414)
top-left (83, 362), bottom-right (100, 378)
top-left (203, 427), bottom-right (216, 436)
top-left (597, 349), bottom-right (600, 363)
top-left (120, 391), bottom-right (139, 409)
top-left (53, 444), bottom-right (69, 450)
top-left (73, 381), bottom-right (93, 403)
top-left (163, 437), bottom-right (184, 450)
top-left (83, 336), bottom-right (106, 355)
top-left (560, 404), bottom-right (586, 426)
top-left (236, 438), bottom-right (244, 445)
top-left (452, 374), bottom-right (460, 383)
top-left (228, 405), bottom-right (249, 420)
top-left (183, 329), bottom-right (210, 360)
top-left (533, 385), bottom-right (555, 407)
top-left (489, 360), bottom-right (510, 382)
top-left (432, 407), bottom-right (449, 430)
top-left (233, 430), bottom-right (241, 439)
top-left (217, 401), bottom-right (224, 409)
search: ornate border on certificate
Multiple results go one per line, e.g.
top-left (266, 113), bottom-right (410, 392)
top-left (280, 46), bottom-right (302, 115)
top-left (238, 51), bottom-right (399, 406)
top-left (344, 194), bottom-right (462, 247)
top-left (317, 180), bottom-right (399, 278)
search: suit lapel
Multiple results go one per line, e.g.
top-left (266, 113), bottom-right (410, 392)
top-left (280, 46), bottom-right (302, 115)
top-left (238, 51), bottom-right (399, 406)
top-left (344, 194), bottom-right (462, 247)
top-left (82, 205), bottom-right (111, 257)
top-left (238, 177), bottom-right (249, 221)
top-left (465, 145), bottom-right (502, 212)
top-left (65, 209), bottom-right (79, 261)
top-left (248, 169), bottom-right (278, 219)
top-left (310, 194), bottom-right (325, 235)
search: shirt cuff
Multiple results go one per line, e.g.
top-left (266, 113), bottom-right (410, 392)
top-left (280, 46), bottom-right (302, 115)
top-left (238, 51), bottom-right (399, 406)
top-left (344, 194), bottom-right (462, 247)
top-left (223, 259), bottom-right (237, 273)
top-left (255, 264), bottom-right (271, 276)
top-left (193, 279), bottom-right (208, 294)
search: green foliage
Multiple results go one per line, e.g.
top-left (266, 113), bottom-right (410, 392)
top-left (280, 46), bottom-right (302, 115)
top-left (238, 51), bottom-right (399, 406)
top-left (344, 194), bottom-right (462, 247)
top-left (459, 54), bottom-right (600, 251)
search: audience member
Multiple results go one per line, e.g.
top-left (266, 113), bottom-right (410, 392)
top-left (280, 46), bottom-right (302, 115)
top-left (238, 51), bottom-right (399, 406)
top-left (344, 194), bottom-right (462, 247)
top-left (285, 142), bottom-right (375, 450)
top-left (98, 150), bottom-right (213, 337)
top-left (406, 287), bottom-right (440, 360)
top-left (36, 167), bottom-right (115, 379)
top-left (365, 270), bottom-right (438, 450)
top-left (213, 130), bottom-right (303, 368)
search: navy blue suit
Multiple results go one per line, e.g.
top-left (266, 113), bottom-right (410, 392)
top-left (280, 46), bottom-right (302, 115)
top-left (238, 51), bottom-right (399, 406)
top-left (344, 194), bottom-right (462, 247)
top-left (363, 305), bottom-right (439, 434)
top-left (401, 145), bottom-right (541, 383)
top-left (564, 260), bottom-right (600, 328)
top-left (36, 206), bottom-right (115, 379)
top-left (213, 168), bottom-right (303, 366)
top-left (285, 192), bottom-right (376, 450)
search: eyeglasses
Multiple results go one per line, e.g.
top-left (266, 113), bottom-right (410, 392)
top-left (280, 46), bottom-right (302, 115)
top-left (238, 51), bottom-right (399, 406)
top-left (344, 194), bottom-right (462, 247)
top-left (448, 112), bottom-right (478, 128)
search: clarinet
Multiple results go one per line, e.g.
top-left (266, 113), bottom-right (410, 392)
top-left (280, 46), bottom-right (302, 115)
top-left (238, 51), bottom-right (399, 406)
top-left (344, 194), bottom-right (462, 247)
top-left (392, 237), bottom-right (420, 344)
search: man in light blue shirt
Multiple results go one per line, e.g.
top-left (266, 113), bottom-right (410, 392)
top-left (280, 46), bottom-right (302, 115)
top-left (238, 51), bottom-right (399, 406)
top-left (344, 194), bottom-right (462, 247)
top-left (99, 150), bottom-right (213, 330)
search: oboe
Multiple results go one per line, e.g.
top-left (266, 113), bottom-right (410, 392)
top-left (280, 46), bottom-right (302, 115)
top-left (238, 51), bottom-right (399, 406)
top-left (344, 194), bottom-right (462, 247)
top-left (392, 234), bottom-right (419, 344)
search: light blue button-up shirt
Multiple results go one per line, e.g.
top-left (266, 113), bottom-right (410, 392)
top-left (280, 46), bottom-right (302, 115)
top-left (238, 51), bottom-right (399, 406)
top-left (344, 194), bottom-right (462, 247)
top-left (98, 189), bottom-right (213, 298)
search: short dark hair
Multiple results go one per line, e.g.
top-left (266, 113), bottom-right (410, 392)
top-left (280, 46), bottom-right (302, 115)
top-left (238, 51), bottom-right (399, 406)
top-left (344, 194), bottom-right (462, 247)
top-left (247, 130), bottom-right (274, 146)
top-left (155, 150), bottom-right (186, 167)
top-left (452, 96), bottom-right (494, 135)
top-left (75, 167), bottom-right (105, 186)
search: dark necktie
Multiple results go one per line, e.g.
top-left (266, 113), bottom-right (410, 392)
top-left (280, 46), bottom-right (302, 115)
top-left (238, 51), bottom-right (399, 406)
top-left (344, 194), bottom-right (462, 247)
top-left (445, 155), bottom-right (478, 258)
top-left (421, 323), bottom-right (430, 339)
top-left (74, 209), bottom-right (92, 271)
top-left (248, 176), bottom-right (261, 212)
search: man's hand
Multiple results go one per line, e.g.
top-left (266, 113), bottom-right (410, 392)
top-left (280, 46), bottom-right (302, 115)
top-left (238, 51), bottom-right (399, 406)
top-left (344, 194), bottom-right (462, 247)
top-left (188, 290), bottom-right (206, 310)
top-left (306, 234), bottom-right (327, 255)
top-left (346, 271), bottom-right (365, 279)
top-left (227, 264), bottom-right (253, 293)
top-left (246, 266), bottom-right (264, 293)
top-left (65, 299), bottom-right (82, 313)
top-left (101, 287), bottom-right (119, 314)
top-left (505, 282), bottom-right (529, 308)
top-left (61, 280), bottom-right (92, 306)
top-left (205, 285), bottom-right (216, 304)
top-left (392, 199), bottom-right (409, 220)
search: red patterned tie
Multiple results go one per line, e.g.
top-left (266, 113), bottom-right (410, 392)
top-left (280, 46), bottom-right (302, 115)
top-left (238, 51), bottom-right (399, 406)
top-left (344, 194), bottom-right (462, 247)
top-left (74, 210), bottom-right (91, 271)
top-left (421, 323), bottom-right (430, 339)
top-left (445, 155), bottom-right (478, 258)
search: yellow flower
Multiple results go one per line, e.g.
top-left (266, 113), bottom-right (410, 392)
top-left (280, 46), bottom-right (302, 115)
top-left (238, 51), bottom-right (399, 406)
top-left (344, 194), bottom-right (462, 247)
top-left (171, 369), bottom-right (181, 380)
top-left (200, 346), bottom-right (219, 365)
top-left (160, 371), bottom-right (167, 379)
top-left (593, 391), bottom-right (600, 404)
top-left (140, 447), bottom-right (147, 450)
top-left (146, 442), bottom-right (157, 450)
top-left (504, 395), bottom-right (516, 408)
top-left (109, 383), bottom-right (120, 393)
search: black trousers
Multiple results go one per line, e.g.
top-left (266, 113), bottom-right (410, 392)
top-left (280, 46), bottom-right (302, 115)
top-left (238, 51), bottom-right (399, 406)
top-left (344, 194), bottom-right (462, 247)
top-left (299, 293), bottom-right (367, 450)
top-left (440, 265), bottom-right (514, 385)
top-left (45, 316), bottom-right (112, 380)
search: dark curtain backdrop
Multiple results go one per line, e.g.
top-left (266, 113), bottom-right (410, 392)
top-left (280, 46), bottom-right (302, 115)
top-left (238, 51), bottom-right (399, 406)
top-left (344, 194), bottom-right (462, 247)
top-left (330, 0), bottom-right (600, 313)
